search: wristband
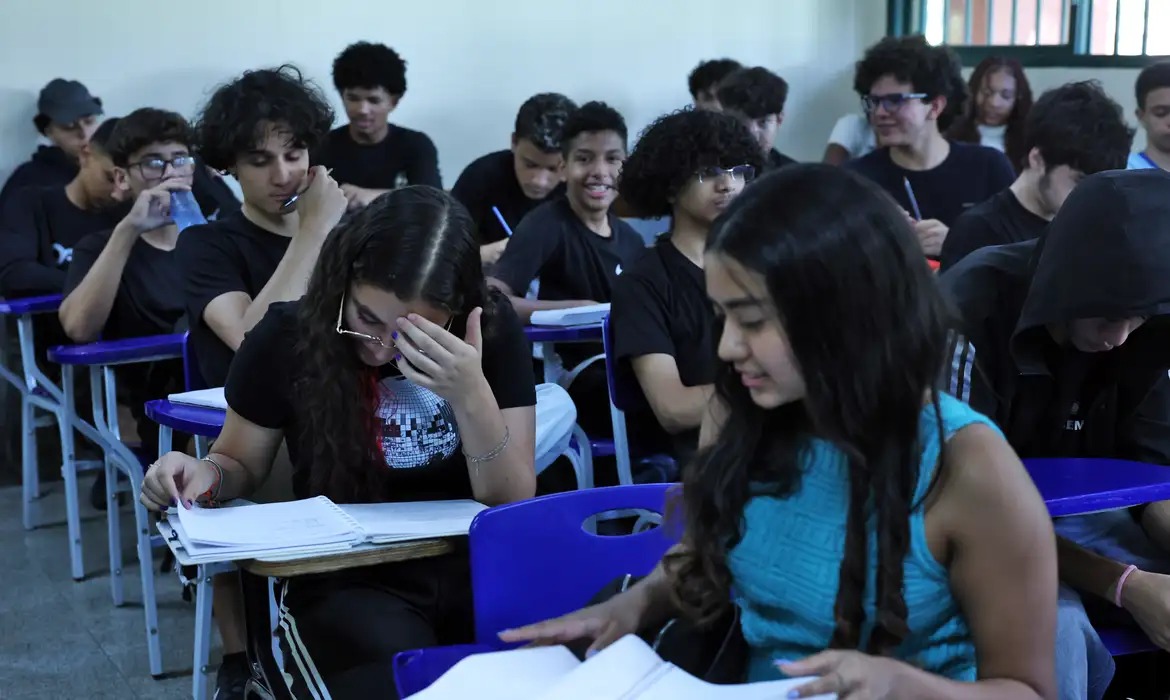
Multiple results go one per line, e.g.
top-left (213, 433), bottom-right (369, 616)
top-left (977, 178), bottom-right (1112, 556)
top-left (1114, 564), bottom-right (1138, 608)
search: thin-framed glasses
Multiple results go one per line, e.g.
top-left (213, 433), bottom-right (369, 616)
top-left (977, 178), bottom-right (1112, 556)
top-left (335, 294), bottom-right (453, 348)
top-left (696, 165), bottom-right (756, 184)
top-left (130, 154), bottom-right (196, 180)
top-left (861, 93), bottom-right (928, 114)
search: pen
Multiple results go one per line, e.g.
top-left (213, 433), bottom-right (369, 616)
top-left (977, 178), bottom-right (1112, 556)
top-left (491, 206), bottom-right (514, 237)
top-left (902, 177), bottom-right (923, 220)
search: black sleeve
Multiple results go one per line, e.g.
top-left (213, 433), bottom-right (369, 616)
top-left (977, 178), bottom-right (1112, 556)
top-left (985, 150), bottom-right (1016, 198)
top-left (480, 298), bottom-right (536, 409)
top-left (62, 231), bottom-right (109, 297)
top-left (941, 331), bottom-right (999, 421)
top-left (939, 212), bottom-right (996, 272)
top-left (491, 208), bottom-right (559, 295)
top-left (1117, 370), bottom-right (1170, 465)
top-left (406, 132), bottom-right (442, 189)
top-left (611, 268), bottom-right (675, 362)
top-left (0, 163), bottom-right (39, 213)
top-left (451, 162), bottom-right (490, 241)
top-left (178, 224), bottom-right (248, 323)
top-left (0, 189), bottom-right (66, 297)
top-left (224, 303), bottom-right (296, 429)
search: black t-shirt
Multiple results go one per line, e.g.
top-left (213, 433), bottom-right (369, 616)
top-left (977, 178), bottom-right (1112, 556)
top-left (767, 149), bottom-right (798, 170)
top-left (177, 210), bottom-right (292, 387)
top-left (0, 186), bottom-right (125, 296)
top-left (939, 189), bottom-right (1048, 272)
top-left (846, 142), bottom-right (1015, 227)
top-left (314, 125), bottom-right (442, 191)
top-left (225, 299), bottom-right (536, 501)
top-left (451, 149), bottom-right (564, 244)
top-left (610, 236), bottom-right (716, 460)
top-left (492, 197), bottom-right (647, 366)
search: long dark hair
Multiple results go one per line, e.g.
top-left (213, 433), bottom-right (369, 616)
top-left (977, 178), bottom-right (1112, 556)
top-left (947, 56), bottom-right (1033, 172)
top-left (667, 164), bottom-right (952, 654)
top-left (292, 186), bottom-right (489, 502)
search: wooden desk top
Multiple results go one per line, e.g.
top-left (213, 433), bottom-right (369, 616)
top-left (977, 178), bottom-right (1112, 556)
top-left (239, 538), bottom-right (455, 577)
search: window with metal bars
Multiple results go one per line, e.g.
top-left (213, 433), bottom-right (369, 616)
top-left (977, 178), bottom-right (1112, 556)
top-left (888, 0), bottom-right (1170, 67)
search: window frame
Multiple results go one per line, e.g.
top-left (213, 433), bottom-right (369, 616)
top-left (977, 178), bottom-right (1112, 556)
top-left (888, 0), bottom-right (1168, 68)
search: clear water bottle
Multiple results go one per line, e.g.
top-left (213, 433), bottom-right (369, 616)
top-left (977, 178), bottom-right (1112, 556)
top-left (170, 190), bottom-right (207, 232)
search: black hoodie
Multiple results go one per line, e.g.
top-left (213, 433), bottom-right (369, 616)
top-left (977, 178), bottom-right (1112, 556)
top-left (0, 145), bottom-right (77, 212)
top-left (940, 169), bottom-right (1170, 463)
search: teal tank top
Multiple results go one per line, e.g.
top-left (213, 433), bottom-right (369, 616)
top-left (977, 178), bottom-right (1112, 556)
top-left (727, 393), bottom-right (995, 682)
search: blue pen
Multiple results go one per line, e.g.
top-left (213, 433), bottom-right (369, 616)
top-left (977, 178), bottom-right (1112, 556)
top-left (491, 206), bottom-right (514, 237)
top-left (902, 177), bottom-right (923, 220)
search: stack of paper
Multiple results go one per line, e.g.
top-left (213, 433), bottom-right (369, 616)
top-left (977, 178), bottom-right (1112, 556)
top-left (530, 303), bottom-right (610, 327)
top-left (168, 387), bottom-right (227, 410)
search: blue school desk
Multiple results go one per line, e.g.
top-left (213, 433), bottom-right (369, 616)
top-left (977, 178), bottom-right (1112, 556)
top-left (144, 399), bottom-right (225, 439)
top-left (523, 322), bottom-right (603, 344)
top-left (1025, 458), bottom-right (1170, 518)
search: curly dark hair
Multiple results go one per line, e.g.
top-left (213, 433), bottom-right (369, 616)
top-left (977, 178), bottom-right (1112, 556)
top-left (104, 108), bottom-right (192, 168)
top-left (619, 109), bottom-right (764, 218)
top-left (1021, 80), bottom-right (1133, 175)
top-left (716, 67), bottom-right (788, 118)
top-left (193, 65), bottom-right (335, 171)
top-left (946, 57), bottom-right (1033, 171)
top-left (514, 93), bottom-right (578, 153)
top-left (854, 35), bottom-right (968, 132)
top-left (332, 41), bottom-right (408, 97)
top-left (293, 186), bottom-right (497, 502)
top-left (666, 164), bottom-right (949, 657)
top-left (560, 101), bottom-right (627, 157)
top-left (1135, 61), bottom-right (1170, 109)
top-left (687, 58), bottom-right (743, 99)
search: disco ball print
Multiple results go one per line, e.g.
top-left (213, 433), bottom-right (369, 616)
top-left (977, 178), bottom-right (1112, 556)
top-left (375, 376), bottom-right (460, 469)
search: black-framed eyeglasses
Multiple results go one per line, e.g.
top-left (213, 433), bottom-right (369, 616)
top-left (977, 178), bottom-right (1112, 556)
top-left (861, 93), bottom-right (928, 114)
top-left (696, 165), bottom-right (756, 184)
top-left (129, 154), bottom-right (196, 179)
top-left (335, 294), bottom-right (453, 348)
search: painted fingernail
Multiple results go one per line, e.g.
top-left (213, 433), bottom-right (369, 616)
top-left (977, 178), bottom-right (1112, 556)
top-left (394, 353), bottom-right (401, 363)
top-left (585, 649), bottom-right (597, 659)
top-left (169, 499), bottom-right (176, 507)
top-left (391, 331), bottom-right (398, 340)
top-left (184, 499), bottom-right (193, 509)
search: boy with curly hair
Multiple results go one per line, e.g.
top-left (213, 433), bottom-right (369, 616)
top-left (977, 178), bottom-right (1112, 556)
top-left (610, 108), bottom-right (764, 461)
top-left (314, 41), bottom-right (442, 209)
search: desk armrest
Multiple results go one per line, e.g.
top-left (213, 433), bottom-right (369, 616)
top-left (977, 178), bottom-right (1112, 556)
top-left (0, 294), bottom-right (64, 315)
top-left (240, 538), bottom-right (455, 577)
top-left (523, 323), bottom-right (603, 343)
top-left (48, 333), bottom-right (185, 366)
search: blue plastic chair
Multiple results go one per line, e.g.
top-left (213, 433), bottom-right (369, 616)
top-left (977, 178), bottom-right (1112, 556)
top-left (393, 483), bottom-right (678, 697)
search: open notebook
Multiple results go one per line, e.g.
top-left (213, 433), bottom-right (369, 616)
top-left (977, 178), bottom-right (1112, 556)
top-left (168, 387), bottom-right (227, 410)
top-left (168, 496), bottom-right (485, 563)
top-left (408, 634), bottom-right (835, 700)
top-left (530, 303), bottom-right (610, 327)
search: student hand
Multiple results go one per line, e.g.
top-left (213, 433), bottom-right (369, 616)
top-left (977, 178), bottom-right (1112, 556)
top-left (1119, 569), bottom-right (1170, 650)
top-left (123, 180), bottom-right (191, 234)
top-left (497, 588), bottom-right (649, 656)
top-left (394, 307), bottom-right (488, 405)
top-left (295, 165), bottom-right (347, 236)
top-left (913, 219), bottom-right (948, 257)
top-left (140, 452), bottom-right (216, 511)
top-left (340, 184), bottom-right (380, 211)
top-left (778, 650), bottom-right (910, 699)
top-left (481, 239), bottom-right (508, 265)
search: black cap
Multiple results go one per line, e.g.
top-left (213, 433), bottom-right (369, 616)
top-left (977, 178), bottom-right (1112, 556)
top-left (37, 79), bottom-right (102, 125)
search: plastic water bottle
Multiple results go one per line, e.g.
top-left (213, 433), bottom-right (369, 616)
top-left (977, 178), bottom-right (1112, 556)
top-left (170, 190), bottom-right (207, 232)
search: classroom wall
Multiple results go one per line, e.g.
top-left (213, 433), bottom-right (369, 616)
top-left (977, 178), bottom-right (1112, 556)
top-left (0, 0), bottom-right (881, 186)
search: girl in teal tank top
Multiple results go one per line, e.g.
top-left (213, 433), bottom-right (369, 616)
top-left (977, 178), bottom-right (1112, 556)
top-left (502, 164), bottom-right (1058, 700)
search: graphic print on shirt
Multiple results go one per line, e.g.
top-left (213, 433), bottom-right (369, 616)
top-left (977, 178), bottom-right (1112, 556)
top-left (52, 242), bottom-right (72, 266)
top-left (1065, 401), bottom-right (1084, 432)
top-left (374, 375), bottom-right (459, 468)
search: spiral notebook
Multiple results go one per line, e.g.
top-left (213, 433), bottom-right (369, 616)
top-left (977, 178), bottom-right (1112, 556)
top-left (408, 634), bottom-right (835, 700)
top-left (169, 496), bottom-right (485, 563)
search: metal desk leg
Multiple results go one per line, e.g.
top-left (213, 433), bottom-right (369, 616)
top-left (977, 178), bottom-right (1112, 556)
top-left (91, 368), bottom-right (125, 607)
top-left (59, 365), bottom-right (84, 581)
top-left (192, 564), bottom-right (215, 700)
top-left (21, 391), bottom-right (38, 531)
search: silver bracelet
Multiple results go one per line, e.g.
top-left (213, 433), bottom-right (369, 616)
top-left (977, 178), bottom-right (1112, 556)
top-left (463, 427), bottom-right (510, 466)
top-left (200, 456), bottom-right (226, 503)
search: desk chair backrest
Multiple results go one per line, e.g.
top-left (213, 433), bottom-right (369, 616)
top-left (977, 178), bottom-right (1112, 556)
top-left (601, 314), bottom-right (640, 413)
top-left (182, 331), bottom-right (208, 391)
top-left (469, 483), bottom-right (676, 643)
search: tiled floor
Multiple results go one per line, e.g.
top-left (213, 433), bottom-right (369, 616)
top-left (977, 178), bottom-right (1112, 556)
top-left (1, 477), bottom-right (219, 699)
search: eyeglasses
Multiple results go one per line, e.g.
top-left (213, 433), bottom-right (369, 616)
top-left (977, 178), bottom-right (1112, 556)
top-left (129, 155), bottom-right (196, 180)
top-left (861, 93), bottom-right (928, 114)
top-left (335, 294), bottom-right (453, 348)
top-left (696, 165), bottom-right (756, 184)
